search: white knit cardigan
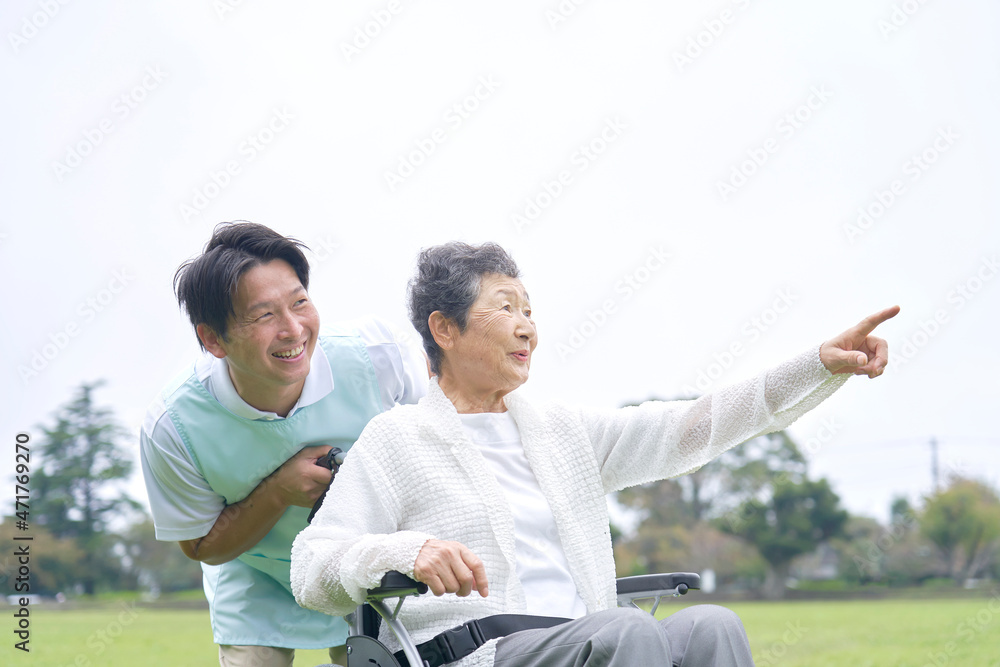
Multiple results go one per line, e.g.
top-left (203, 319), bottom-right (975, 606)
top-left (291, 345), bottom-right (848, 666)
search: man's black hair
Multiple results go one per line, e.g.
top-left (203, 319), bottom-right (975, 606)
top-left (174, 221), bottom-right (310, 349)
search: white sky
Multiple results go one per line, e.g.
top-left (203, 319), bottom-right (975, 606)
top-left (2, 0), bottom-right (998, 526)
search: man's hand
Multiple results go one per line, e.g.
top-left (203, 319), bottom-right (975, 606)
top-left (266, 445), bottom-right (334, 508)
top-left (820, 305), bottom-right (900, 378)
top-left (413, 539), bottom-right (489, 598)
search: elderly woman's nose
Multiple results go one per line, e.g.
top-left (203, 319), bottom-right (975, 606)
top-left (515, 315), bottom-right (536, 338)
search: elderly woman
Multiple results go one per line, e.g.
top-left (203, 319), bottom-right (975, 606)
top-left (291, 242), bottom-right (897, 667)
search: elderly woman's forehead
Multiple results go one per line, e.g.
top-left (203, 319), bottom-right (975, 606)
top-left (480, 275), bottom-right (529, 298)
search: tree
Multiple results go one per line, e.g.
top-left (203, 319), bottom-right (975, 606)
top-left (617, 472), bottom-right (694, 530)
top-left (615, 432), bottom-right (809, 591)
top-left (32, 381), bottom-right (142, 594)
top-left (689, 430), bottom-right (808, 520)
top-left (920, 476), bottom-right (1000, 584)
top-left (0, 519), bottom-right (86, 596)
top-left (832, 497), bottom-right (935, 587)
top-left (120, 519), bottom-right (204, 594)
top-left (616, 395), bottom-right (808, 524)
top-left (614, 395), bottom-right (847, 594)
top-left (833, 515), bottom-right (885, 585)
top-left (614, 396), bottom-right (810, 589)
top-left (890, 496), bottom-right (915, 527)
top-left (718, 477), bottom-right (848, 598)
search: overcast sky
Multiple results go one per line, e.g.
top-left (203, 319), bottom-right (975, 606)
top-left (2, 0), bottom-right (998, 526)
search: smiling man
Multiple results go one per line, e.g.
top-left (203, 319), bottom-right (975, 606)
top-left (140, 222), bottom-right (428, 666)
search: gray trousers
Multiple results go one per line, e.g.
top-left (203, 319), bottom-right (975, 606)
top-left (493, 605), bottom-right (754, 667)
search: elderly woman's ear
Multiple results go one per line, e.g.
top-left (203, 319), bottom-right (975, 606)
top-left (427, 311), bottom-right (458, 352)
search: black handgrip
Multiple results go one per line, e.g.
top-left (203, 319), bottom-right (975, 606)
top-left (307, 447), bottom-right (343, 523)
top-left (367, 571), bottom-right (428, 600)
top-left (616, 572), bottom-right (700, 595)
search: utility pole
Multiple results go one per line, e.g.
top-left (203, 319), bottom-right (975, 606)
top-left (930, 436), bottom-right (939, 492)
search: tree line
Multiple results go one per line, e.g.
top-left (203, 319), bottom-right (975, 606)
top-left (2, 382), bottom-right (201, 597)
top-left (613, 412), bottom-right (1000, 598)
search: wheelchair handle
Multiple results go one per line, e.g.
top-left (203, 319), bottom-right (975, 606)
top-left (316, 447), bottom-right (346, 470)
top-left (308, 447), bottom-right (345, 523)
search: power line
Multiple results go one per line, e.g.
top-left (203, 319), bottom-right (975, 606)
top-left (820, 435), bottom-right (1000, 450)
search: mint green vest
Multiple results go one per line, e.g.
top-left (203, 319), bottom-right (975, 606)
top-left (164, 334), bottom-right (383, 648)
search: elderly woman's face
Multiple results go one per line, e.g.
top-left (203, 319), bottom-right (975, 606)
top-left (447, 273), bottom-right (537, 394)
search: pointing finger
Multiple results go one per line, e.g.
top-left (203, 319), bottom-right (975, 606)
top-left (855, 305), bottom-right (900, 336)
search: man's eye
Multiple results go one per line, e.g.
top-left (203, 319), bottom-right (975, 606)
top-left (255, 312), bottom-right (272, 322)
top-left (294, 298), bottom-right (308, 307)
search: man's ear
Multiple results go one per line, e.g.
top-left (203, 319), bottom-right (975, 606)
top-left (427, 311), bottom-right (457, 352)
top-left (196, 324), bottom-right (228, 359)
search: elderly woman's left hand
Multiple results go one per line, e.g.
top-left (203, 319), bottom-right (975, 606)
top-left (820, 305), bottom-right (900, 378)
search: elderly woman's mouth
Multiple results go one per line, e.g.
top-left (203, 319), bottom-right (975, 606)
top-left (510, 351), bottom-right (529, 362)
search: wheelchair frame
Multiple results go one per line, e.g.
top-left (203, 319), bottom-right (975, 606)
top-left (330, 571), bottom-right (701, 667)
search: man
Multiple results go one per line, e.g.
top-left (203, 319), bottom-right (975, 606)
top-left (140, 221), bottom-right (428, 666)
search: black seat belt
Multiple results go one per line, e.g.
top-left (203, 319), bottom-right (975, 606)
top-left (394, 614), bottom-right (571, 667)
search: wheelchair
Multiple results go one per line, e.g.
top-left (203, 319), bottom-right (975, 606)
top-left (321, 570), bottom-right (701, 667)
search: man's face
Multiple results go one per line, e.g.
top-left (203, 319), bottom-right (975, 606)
top-left (201, 258), bottom-right (319, 414)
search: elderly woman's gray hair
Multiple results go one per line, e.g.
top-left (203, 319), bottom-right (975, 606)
top-left (407, 241), bottom-right (521, 374)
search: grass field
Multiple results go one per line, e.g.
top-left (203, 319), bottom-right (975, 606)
top-left (717, 599), bottom-right (1000, 667)
top-left (12, 597), bottom-right (1000, 666)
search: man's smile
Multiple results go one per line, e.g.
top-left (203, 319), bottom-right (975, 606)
top-left (272, 343), bottom-right (305, 360)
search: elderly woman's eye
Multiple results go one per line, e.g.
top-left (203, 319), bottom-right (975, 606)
top-left (502, 304), bottom-right (512, 312)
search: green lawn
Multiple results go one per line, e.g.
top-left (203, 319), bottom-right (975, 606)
top-left (17, 605), bottom-right (334, 667)
top-left (666, 598), bottom-right (1000, 667)
top-left (13, 597), bottom-right (1000, 666)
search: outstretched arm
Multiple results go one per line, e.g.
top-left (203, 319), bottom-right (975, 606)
top-left (583, 305), bottom-right (900, 492)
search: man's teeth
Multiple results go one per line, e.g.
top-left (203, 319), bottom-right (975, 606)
top-left (273, 345), bottom-right (304, 359)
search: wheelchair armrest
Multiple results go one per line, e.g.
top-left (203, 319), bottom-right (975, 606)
top-left (366, 571), bottom-right (428, 601)
top-left (359, 572), bottom-right (427, 667)
top-left (616, 572), bottom-right (700, 610)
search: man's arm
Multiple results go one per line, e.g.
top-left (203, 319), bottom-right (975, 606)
top-left (179, 445), bottom-right (333, 564)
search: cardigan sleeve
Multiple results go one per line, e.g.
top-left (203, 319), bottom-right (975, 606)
top-left (290, 423), bottom-right (435, 617)
top-left (579, 345), bottom-right (849, 493)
